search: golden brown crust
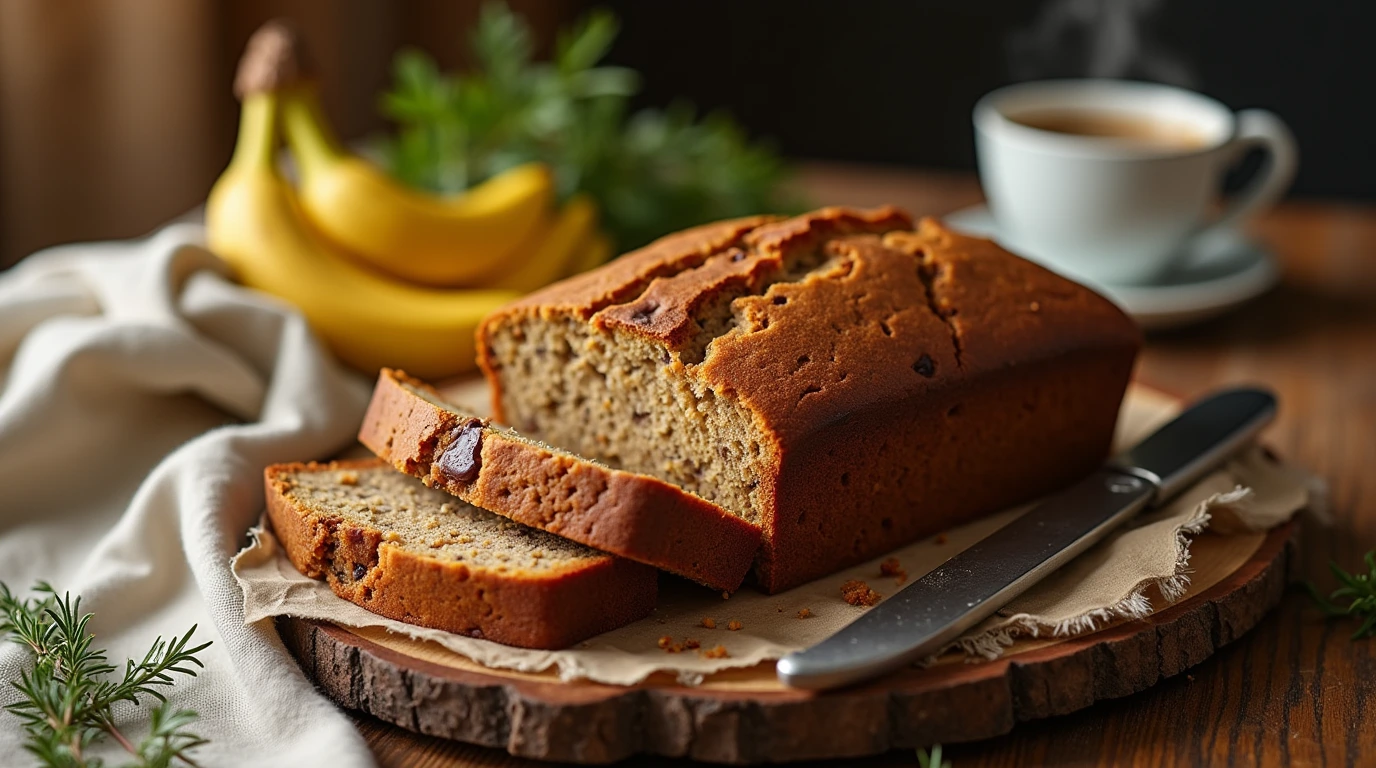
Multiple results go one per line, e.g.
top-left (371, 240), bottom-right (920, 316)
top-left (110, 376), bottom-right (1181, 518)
top-left (359, 370), bottom-right (762, 592)
top-left (883, 218), bottom-right (1144, 369)
top-left (475, 206), bottom-right (1141, 592)
top-left (495, 215), bottom-right (781, 320)
top-left (475, 215), bottom-right (778, 413)
top-left (264, 459), bottom-right (657, 650)
top-left (695, 233), bottom-right (961, 446)
top-left (593, 207), bottom-right (914, 347)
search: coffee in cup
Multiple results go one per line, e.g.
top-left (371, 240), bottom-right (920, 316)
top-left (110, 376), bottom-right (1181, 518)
top-left (973, 80), bottom-right (1297, 286)
top-left (1008, 110), bottom-right (1209, 150)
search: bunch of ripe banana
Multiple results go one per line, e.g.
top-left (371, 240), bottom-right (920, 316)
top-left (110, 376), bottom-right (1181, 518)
top-left (205, 22), bottom-right (609, 378)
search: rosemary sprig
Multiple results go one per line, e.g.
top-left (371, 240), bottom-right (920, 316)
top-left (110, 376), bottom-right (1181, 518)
top-left (379, 2), bottom-right (801, 253)
top-left (1305, 551), bottom-right (1376, 640)
top-left (0, 582), bottom-right (211, 768)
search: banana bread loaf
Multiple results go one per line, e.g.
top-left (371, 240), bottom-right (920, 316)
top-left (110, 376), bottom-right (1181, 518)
top-left (359, 369), bottom-right (761, 591)
top-left (476, 207), bottom-right (1141, 592)
top-left (265, 459), bottom-right (657, 648)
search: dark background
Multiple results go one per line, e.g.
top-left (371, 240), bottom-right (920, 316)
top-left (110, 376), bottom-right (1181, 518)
top-left (600, 0), bottom-right (1374, 199)
top-left (1, 0), bottom-right (1370, 267)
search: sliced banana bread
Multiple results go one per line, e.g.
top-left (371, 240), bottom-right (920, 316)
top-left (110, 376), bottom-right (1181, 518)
top-left (476, 207), bottom-right (1142, 592)
top-left (359, 369), bottom-right (761, 592)
top-left (265, 459), bottom-right (657, 649)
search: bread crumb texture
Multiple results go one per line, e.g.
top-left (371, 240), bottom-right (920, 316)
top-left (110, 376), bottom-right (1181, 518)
top-left (358, 368), bottom-right (760, 592)
top-left (880, 556), bottom-right (908, 584)
top-left (265, 460), bottom-right (658, 650)
top-left (841, 579), bottom-right (882, 607)
top-left (657, 635), bottom-right (703, 653)
top-left (279, 463), bottom-right (599, 573)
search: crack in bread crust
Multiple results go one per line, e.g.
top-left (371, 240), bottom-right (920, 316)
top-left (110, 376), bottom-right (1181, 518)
top-left (595, 207), bottom-right (915, 362)
top-left (497, 216), bottom-right (779, 323)
top-left (912, 248), bottom-right (965, 370)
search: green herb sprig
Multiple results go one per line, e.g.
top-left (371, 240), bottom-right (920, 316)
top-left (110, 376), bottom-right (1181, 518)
top-left (1305, 551), bottom-right (1376, 639)
top-left (0, 582), bottom-right (211, 768)
top-left (917, 744), bottom-right (952, 768)
top-left (379, 2), bottom-right (802, 253)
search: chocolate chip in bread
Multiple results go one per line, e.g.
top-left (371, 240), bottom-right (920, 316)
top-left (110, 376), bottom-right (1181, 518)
top-left (359, 370), bottom-right (761, 592)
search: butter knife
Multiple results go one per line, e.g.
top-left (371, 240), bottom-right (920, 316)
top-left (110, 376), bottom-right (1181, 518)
top-left (776, 387), bottom-right (1276, 690)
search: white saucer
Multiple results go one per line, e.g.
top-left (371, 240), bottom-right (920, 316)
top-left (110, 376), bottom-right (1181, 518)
top-left (943, 205), bottom-right (1280, 330)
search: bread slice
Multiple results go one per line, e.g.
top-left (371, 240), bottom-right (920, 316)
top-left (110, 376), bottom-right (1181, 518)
top-left (359, 369), bottom-right (761, 592)
top-left (476, 207), bottom-right (1141, 592)
top-left (264, 459), bottom-right (657, 649)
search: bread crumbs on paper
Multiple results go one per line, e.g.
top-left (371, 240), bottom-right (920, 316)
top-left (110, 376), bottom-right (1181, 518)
top-left (797, 608), bottom-right (813, 619)
top-left (727, 620), bottom-right (743, 631)
top-left (658, 635), bottom-right (683, 653)
top-left (700, 617), bottom-right (716, 629)
top-left (684, 639), bottom-right (701, 649)
top-left (880, 557), bottom-right (907, 584)
top-left (841, 579), bottom-right (882, 606)
top-left (934, 534), bottom-right (948, 545)
top-left (702, 645), bottom-right (729, 659)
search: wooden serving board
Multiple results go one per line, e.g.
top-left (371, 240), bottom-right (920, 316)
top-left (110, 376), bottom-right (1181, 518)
top-left (279, 519), bottom-right (1297, 764)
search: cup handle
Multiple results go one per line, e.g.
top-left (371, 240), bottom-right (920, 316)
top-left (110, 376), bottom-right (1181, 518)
top-left (1194, 109), bottom-right (1298, 241)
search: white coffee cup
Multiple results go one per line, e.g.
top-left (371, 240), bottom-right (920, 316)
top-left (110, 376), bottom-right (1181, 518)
top-left (974, 79), bottom-right (1297, 285)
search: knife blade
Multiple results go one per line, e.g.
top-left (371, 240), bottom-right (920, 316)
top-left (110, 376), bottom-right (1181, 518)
top-left (776, 387), bottom-right (1276, 690)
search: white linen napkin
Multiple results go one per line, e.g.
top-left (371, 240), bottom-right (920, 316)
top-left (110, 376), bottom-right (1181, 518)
top-left (0, 224), bottom-right (376, 767)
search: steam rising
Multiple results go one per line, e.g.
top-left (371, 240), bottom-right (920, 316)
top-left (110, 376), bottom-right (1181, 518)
top-left (1008, 0), bottom-right (1197, 86)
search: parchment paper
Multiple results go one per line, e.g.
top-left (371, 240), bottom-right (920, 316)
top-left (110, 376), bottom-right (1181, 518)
top-left (234, 388), bottom-right (1312, 685)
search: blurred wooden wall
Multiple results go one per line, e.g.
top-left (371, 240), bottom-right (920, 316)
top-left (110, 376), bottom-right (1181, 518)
top-left (0, 0), bottom-right (574, 267)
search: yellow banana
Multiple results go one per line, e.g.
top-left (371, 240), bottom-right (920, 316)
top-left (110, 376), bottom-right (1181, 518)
top-left (280, 86), bottom-right (555, 287)
top-left (488, 195), bottom-right (598, 293)
top-left (206, 91), bottom-right (519, 379)
top-left (565, 231), bottom-right (614, 278)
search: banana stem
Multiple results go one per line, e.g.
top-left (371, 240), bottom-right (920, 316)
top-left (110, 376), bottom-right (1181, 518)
top-left (281, 87), bottom-right (344, 179)
top-left (230, 94), bottom-right (280, 172)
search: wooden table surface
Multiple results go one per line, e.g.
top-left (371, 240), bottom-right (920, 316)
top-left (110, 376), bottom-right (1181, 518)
top-left (351, 164), bottom-right (1376, 767)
